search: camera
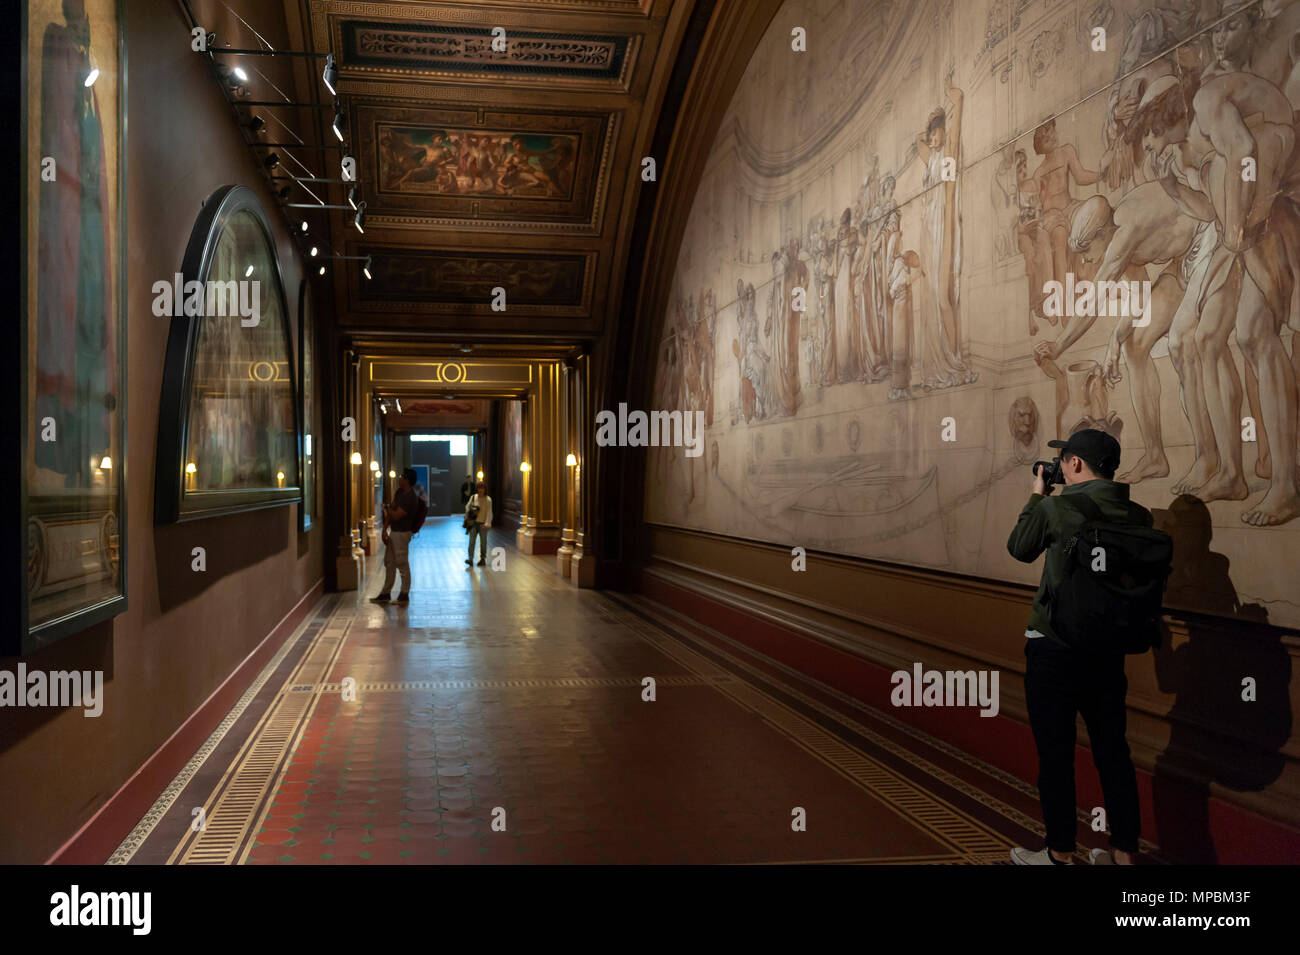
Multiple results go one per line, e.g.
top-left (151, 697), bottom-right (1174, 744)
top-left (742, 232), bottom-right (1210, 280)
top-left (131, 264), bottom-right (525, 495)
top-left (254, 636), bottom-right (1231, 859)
top-left (1033, 457), bottom-right (1065, 488)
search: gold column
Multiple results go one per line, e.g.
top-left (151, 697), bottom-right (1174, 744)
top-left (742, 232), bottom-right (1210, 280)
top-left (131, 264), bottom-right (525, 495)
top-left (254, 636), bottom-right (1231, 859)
top-left (556, 362), bottom-right (576, 576)
top-left (517, 360), bottom-right (565, 555)
top-left (569, 353), bottom-right (595, 587)
top-left (515, 395), bottom-right (530, 550)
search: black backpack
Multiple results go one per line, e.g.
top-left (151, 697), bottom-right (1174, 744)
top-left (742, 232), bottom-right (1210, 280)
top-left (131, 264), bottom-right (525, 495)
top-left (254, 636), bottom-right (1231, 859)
top-left (1049, 494), bottom-right (1173, 654)
top-left (411, 495), bottom-right (429, 535)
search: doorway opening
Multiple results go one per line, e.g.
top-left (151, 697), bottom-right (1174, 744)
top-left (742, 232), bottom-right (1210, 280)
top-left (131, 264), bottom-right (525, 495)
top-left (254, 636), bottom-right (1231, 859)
top-left (405, 432), bottom-right (474, 517)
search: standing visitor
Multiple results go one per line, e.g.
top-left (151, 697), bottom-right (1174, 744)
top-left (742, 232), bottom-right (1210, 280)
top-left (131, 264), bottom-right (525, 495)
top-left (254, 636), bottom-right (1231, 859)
top-left (465, 481), bottom-right (493, 568)
top-left (372, 467), bottom-right (419, 603)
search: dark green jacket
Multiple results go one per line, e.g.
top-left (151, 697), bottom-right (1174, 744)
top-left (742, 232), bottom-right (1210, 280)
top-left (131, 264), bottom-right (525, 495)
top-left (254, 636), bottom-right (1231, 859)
top-left (1006, 479), bottom-right (1153, 643)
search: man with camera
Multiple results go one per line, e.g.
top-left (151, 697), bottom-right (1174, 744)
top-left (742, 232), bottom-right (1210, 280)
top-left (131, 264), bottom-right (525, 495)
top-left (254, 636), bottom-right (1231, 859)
top-left (1007, 428), bottom-right (1156, 866)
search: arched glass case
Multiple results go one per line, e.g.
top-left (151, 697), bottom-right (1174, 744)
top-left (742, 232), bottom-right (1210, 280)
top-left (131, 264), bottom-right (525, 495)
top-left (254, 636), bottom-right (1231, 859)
top-left (155, 185), bottom-right (302, 524)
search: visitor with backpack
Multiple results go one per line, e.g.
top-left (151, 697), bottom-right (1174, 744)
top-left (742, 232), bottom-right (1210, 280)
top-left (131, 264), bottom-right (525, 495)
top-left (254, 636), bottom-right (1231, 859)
top-left (1006, 429), bottom-right (1171, 866)
top-left (465, 480), bottom-right (493, 568)
top-left (372, 467), bottom-right (424, 604)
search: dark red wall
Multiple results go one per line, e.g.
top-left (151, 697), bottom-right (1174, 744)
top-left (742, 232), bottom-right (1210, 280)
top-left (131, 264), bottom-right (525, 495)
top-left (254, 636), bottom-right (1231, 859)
top-left (0, 0), bottom-right (325, 864)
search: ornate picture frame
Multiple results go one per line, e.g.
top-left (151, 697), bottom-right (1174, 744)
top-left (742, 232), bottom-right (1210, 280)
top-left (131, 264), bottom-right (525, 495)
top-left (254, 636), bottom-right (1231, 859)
top-left (15, 0), bottom-right (128, 655)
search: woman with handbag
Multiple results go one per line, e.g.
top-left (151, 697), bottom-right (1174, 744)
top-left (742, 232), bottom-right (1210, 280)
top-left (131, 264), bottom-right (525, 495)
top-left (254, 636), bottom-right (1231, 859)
top-left (464, 481), bottom-right (493, 567)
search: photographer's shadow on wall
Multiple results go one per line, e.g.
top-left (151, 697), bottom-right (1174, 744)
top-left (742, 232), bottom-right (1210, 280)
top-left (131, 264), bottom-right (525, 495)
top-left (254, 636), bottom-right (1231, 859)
top-left (1148, 495), bottom-right (1290, 864)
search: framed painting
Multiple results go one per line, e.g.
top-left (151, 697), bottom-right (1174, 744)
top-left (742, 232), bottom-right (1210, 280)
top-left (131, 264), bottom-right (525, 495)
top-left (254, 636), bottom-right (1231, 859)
top-left (154, 184), bottom-right (302, 524)
top-left (299, 278), bottom-right (315, 531)
top-left (14, 0), bottom-right (128, 655)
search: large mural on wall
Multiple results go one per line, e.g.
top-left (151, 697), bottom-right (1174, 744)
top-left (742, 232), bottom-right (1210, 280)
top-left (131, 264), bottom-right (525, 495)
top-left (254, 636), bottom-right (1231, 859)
top-left (645, 0), bottom-right (1300, 628)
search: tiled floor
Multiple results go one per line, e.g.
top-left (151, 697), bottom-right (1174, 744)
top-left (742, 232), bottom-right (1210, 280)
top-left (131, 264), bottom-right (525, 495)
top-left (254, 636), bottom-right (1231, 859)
top-left (110, 516), bottom-right (1119, 865)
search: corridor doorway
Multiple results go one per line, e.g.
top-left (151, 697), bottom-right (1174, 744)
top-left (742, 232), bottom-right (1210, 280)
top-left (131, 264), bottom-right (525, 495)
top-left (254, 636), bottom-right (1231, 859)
top-left (409, 433), bottom-right (471, 516)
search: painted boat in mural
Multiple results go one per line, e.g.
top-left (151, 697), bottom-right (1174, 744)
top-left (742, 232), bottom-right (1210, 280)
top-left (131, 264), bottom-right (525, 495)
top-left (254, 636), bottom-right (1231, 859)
top-left (742, 458), bottom-right (936, 519)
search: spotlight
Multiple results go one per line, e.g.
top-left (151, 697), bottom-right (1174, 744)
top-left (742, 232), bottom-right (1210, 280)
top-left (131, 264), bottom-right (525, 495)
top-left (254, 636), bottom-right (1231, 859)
top-left (244, 264), bottom-right (254, 277)
top-left (332, 107), bottom-right (345, 142)
top-left (310, 246), bottom-right (318, 257)
top-left (319, 265), bottom-right (326, 275)
top-left (363, 256), bottom-right (372, 280)
top-left (233, 66), bottom-right (248, 82)
top-left (84, 67), bottom-right (100, 87)
top-left (300, 220), bottom-right (308, 232)
top-left (347, 185), bottom-right (359, 210)
top-left (322, 52), bottom-right (337, 96)
top-left (278, 185), bottom-right (291, 200)
top-left (264, 152), bottom-right (280, 170)
top-left (247, 115), bottom-right (265, 132)
top-left (353, 201), bottom-right (366, 234)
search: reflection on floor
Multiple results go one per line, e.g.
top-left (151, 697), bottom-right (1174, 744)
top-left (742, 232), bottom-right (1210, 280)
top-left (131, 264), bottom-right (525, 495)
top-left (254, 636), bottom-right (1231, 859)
top-left (108, 516), bottom-right (1135, 864)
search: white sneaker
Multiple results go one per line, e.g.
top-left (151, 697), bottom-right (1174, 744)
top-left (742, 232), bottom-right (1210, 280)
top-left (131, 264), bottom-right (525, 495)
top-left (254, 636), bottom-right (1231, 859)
top-left (1010, 846), bottom-right (1073, 865)
top-left (1089, 847), bottom-right (1115, 865)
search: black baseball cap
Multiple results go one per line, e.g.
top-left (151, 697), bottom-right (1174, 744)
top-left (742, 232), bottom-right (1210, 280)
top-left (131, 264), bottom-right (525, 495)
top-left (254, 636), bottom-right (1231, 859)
top-left (1048, 428), bottom-right (1120, 476)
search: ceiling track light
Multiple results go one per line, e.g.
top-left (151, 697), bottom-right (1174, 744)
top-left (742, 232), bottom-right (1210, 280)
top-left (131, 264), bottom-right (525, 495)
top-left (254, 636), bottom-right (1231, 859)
top-left (246, 114), bottom-right (265, 133)
top-left (332, 106), bottom-right (345, 142)
top-left (348, 185), bottom-right (360, 210)
top-left (353, 200), bottom-right (366, 234)
top-left (325, 253), bottom-right (375, 280)
top-left (264, 151), bottom-right (280, 170)
top-left (323, 52), bottom-right (338, 96)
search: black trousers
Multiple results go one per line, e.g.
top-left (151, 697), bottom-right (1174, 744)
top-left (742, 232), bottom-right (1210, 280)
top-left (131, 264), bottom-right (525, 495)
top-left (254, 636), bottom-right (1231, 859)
top-left (1024, 637), bottom-right (1140, 854)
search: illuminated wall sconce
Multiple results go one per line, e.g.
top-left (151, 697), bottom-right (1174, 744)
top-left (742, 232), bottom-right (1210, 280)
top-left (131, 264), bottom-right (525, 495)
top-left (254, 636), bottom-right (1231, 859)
top-left (388, 470), bottom-right (396, 479)
top-left (476, 470), bottom-right (484, 481)
top-left (566, 453), bottom-right (577, 467)
top-left (369, 460), bottom-right (379, 472)
top-left (350, 451), bottom-right (362, 465)
top-left (185, 461), bottom-right (197, 489)
top-left (277, 471), bottom-right (285, 487)
top-left (99, 456), bottom-right (113, 470)
top-left (519, 461), bottom-right (531, 473)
